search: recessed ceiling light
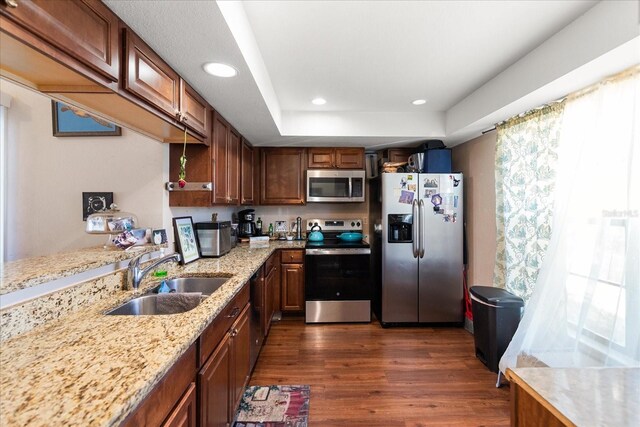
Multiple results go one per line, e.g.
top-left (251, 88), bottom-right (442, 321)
top-left (202, 62), bottom-right (237, 77)
top-left (311, 98), bottom-right (327, 105)
top-left (412, 99), bottom-right (427, 105)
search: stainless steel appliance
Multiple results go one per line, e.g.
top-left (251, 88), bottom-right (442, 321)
top-left (238, 208), bottom-right (257, 237)
top-left (195, 221), bottom-right (231, 257)
top-left (249, 268), bottom-right (264, 370)
top-left (305, 218), bottom-right (371, 323)
top-left (306, 170), bottom-right (366, 203)
top-left (373, 173), bottom-right (464, 325)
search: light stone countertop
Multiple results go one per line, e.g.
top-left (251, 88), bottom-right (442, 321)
top-left (509, 367), bottom-right (640, 426)
top-left (0, 245), bottom-right (163, 295)
top-left (0, 241), bottom-right (305, 427)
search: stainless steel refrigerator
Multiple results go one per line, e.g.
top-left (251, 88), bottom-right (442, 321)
top-left (378, 173), bottom-right (464, 324)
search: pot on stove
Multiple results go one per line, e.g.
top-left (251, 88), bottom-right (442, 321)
top-left (307, 224), bottom-right (324, 242)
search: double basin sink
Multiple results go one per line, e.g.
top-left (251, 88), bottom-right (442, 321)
top-left (106, 277), bottom-right (229, 316)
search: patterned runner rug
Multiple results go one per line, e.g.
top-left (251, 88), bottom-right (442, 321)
top-left (232, 385), bottom-right (310, 427)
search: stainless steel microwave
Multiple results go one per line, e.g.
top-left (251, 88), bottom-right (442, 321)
top-left (306, 170), bottom-right (366, 203)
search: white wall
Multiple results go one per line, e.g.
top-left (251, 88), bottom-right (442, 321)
top-left (1, 79), bottom-right (167, 260)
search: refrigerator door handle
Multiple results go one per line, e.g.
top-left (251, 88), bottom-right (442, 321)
top-left (412, 199), bottom-right (419, 258)
top-left (419, 199), bottom-right (425, 258)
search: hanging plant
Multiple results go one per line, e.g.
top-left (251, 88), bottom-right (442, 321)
top-left (178, 127), bottom-right (187, 188)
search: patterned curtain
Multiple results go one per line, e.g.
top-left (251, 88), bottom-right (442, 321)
top-left (493, 103), bottom-right (565, 301)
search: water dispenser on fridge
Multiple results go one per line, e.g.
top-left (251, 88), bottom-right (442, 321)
top-left (388, 214), bottom-right (413, 243)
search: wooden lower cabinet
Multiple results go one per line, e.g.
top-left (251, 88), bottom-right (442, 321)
top-left (280, 249), bottom-right (304, 313)
top-left (162, 382), bottom-right (197, 427)
top-left (199, 333), bottom-right (231, 427)
top-left (230, 304), bottom-right (251, 418)
top-left (199, 304), bottom-right (251, 427)
top-left (264, 252), bottom-right (280, 332)
top-left (281, 264), bottom-right (304, 312)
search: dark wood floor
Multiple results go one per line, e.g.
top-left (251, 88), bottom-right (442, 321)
top-left (249, 317), bottom-right (510, 426)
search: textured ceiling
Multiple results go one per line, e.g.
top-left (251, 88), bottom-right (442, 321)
top-left (104, 1), bottom-right (638, 148)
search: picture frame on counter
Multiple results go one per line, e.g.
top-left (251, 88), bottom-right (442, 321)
top-left (172, 217), bottom-right (200, 264)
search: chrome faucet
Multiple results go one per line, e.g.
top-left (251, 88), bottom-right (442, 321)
top-left (126, 252), bottom-right (181, 291)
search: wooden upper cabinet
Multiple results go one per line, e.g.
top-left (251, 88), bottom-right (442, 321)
top-left (180, 80), bottom-right (209, 139)
top-left (212, 112), bottom-right (240, 205)
top-left (212, 113), bottom-right (229, 205)
top-left (123, 28), bottom-right (180, 118)
top-left (0, 0), bottom-right (120, 82)
top-left (260, 148), bottom-right (306, 205)
top-left (168, 143), bottom-right (212, 207)
top-left (228, 129), bottom-right (240, 204)
top-left (307, 147), bottom-right (364, 169)
top-left (335, 148), bottom-right (365, 169)
top-left (240, 139), bottom-right (256, 205)
top-left (307, 147), bottom-right (335, 169)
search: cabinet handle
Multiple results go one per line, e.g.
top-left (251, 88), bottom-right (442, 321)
top-left (227, 307), bottom-right (240, 318)
top-left (3, 0), bottom-right (18, 7)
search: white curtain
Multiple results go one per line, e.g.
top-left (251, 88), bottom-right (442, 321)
top-left (500, 68), bottom-right (640, 372)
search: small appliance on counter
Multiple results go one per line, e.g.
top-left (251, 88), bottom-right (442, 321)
top-left (195, 221), bottom-right (231, 257)
top-left (238, 208), bottom-right (257, 237)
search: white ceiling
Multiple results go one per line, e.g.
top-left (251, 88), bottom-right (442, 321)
top-left (105, 0), bottom-right (639, 149)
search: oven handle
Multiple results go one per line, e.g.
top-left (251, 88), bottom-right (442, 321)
top-left (305, 248), bottom-right (371, 256)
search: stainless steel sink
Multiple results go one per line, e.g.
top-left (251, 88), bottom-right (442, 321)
top-left (161, 277), bottom-right (229, 296)
top-left (105, 277), bottom-right (229, 316)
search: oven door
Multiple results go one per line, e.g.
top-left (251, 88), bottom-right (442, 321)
top-left (305, 248), bottom-right (371, 301)
top-left (306, 170), bottom-right (366, 202)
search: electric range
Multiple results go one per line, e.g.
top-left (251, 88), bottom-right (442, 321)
top-left (304, 218), bottom-right (371, 323)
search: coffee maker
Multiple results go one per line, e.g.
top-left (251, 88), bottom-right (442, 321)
top-left (238, 208), bottom-right (257, 237)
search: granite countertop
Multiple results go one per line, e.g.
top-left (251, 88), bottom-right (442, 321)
top-left (509, 367), bottom-right (640, 426)
top-left (0, 245), bottom-right (163, 296)
top-left (0, 241), bottom-right (305, 427)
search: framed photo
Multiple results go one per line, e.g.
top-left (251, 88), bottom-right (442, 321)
top-left (152, 229), bottom-right (168, 245)
top-left (52, 101), bottom-right (121, 137)
top-left (172, 217), bottom-right (200, 264)
top-left (82, 192), bottom-right (113, 221)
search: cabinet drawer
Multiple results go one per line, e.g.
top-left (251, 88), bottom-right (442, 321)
top-left (198, 283), bottom-right (249, 366)
top-left (281, 250), bottom-right (304, 264)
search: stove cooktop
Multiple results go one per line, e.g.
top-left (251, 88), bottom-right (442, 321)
top-left (304, 218), bottom-right (369, 249)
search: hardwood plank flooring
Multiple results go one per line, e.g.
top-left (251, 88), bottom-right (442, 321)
top-left (249, 317), bottom-right (510, 426)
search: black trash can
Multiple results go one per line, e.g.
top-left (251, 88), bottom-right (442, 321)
top-left (470, 286), bottom-right (524, 373)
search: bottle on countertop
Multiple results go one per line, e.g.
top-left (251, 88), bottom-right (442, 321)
top-left (256, 217), bottom-right (263, 235)
top-left (268, 223), bottom-right (274, 237)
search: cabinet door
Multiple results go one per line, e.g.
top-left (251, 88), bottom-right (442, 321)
top-left (387, 148), bottom-right (415, 163)
top-left (264, 264), bottom-right (275, 336)
top-left (336, 148), bottom-right (365, 169)
top-left (260, 148), bottom-right (306, 205)
top-left (227, 129), bottom-right (241, 205)
top-left (281, 264), bottom-right (304, 312)
top-left (199, 334), bottom-right (231, 427)
top-left (230, 304), bottom-right (251, 418)
top-left (0, 0), bottom-right (119, 82)
top-left (307, 147), bottom-right (335, 169)
top-left (241, 140), bottom-right (256, 205)
top-left (212, 113), bottom-right (230, 204)
top-left (124, 28), bottom-right (180, 118)
top-left (162, 382), bottom-right (196, 427)
top-left (168, 143), bottom-right (212, 207)
top-left (180, 80), bottom-right (209, 140)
